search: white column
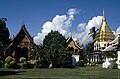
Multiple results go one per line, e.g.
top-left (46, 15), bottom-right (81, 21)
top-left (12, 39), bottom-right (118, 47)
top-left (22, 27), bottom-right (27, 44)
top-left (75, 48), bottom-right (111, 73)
top-left (117, 51), bottom-right (120, 69)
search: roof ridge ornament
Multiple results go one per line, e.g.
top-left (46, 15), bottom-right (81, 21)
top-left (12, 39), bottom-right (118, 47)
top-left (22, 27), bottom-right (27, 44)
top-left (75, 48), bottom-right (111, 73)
top-left (102, 9), bottom-right (106, 21)
top-left (103, 9), bottom-right (104, 17)
top-left (22, 21), bottom-right (25, 27)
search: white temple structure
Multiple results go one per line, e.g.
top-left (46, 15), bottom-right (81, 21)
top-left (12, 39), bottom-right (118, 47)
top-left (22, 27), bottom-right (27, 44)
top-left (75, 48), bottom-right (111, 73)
top-left (93, 10), bottom-right (115, 63)
top-left (102, 34), bottom-right (120, 69)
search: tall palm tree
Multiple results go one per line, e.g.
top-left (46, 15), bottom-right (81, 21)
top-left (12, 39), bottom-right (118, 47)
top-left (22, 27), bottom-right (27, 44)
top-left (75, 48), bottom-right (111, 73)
top-left (89, 27), bottom-right (96, 40)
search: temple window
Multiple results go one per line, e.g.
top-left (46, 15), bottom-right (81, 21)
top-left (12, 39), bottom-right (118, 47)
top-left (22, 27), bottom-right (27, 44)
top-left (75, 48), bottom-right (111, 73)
top-left (24, 42), bottom-right (28, 46)
top-left (69, 47), bottom-right (74, 52)
top-left (75, 49), bottom-right (78, 53)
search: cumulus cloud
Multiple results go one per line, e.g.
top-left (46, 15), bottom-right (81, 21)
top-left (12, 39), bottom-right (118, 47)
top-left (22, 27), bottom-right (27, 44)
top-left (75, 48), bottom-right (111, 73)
top-left (73, 16), bottom-right (102, 45)
top-left (67, 8), bottom-right (79, 19)
top-left (114, 26), bottom-right (120, 36)
top-left (34, 8), bottom-right (79, 45)
top-left (34, 8), bottom-right (104, 46)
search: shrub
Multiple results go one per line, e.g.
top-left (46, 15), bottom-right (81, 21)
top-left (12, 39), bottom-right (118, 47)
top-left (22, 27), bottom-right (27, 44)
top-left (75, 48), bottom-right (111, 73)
top-left (20, 62), bottom-right (27, 68)
top-left (9, 61), bottom-right (16, 68)
top-left (5, 56), bottom-right (13, 64)
top-left (4, 63), bottom-right (10, 68)
top-left (90, 61), bottom-right (97, 66)
top-left (10, 61), bottom-right (15, 65)
top-left (77, 60), bottom-right (85, 67)
top-left (112, 63), bottom-right (118, 69)
top-left (4, 56), bottom-right (16, 69)
top-left (19, 57), bottom-right (26, 63)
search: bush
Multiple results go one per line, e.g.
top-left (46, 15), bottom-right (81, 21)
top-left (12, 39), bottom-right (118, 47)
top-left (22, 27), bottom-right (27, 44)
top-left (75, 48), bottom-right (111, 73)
top-left (20, 61), bottom-right (33, 69)
top-left (10, 61), bottom-right (15, 65)
top-left (19, 57), bottom-right (27, 68)
top-left (19, 58), bottom-right (33, 69)
top-left (19, 57), bottom-right (26, 63)
top-left (20, 62), bottom-right (27, 68)
top-left (5, 56), bottom-right (13, 64)
top-left (90, 61), bottom-right (97, 66)
top-left (4, 56), bottom-right (17, 69)
top-left (112, 63), bottom-right (118, 69)
top-left (9, 61), bottom-right (16, 68)
top-left (4, 63), bottom-right (10, 68)
top-left (77, 60), bottom-right (85, 67)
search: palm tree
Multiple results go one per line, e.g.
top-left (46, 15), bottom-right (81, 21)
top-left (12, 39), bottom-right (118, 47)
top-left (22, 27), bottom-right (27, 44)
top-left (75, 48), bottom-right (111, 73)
top-left (89, 27), bottom-right (96, 40)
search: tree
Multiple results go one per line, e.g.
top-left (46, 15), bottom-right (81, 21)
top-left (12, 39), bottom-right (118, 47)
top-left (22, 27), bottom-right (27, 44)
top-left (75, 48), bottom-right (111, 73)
top-left (43, 30), bottom-right (71, 68)
top-left (88, 27), bottom-right (96, 40)
top-left (31, 44), bottom-right (44, 61)
top-left (104, 51), bottom-right (117, 59)
top-left (31, 44), bottom-right (49, 68)
top-left (43, 31), bottom-right (66, 47)
top-left (87, 27), bottom-right (99, 63)
top-left (82, 43), bottom-right (94, 63)
top-left (0, 18), bottom-right (10, 60)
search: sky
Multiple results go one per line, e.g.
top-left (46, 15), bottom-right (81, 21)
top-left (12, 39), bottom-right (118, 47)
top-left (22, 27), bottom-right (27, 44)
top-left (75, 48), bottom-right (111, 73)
top-left (0, 0), bottom-right (120, 45)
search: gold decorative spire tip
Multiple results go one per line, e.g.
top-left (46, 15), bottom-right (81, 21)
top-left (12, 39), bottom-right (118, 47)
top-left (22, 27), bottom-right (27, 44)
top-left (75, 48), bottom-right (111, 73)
top-left (103, 9), bottom-right (104, 16)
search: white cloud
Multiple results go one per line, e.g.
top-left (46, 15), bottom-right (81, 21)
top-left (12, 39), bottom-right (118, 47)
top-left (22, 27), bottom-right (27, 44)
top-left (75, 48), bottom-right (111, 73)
top-left (34, 8), bottom-right (79, 45)
top-left (67, 8), bottom-right (79, 16)
top-left (77, 23), bottom-right (86, 32)
top-left (113, 26), bottom-right (120, 37)
top-left (34, 8), bottom-right (103, 46)
top-left (73, 16), bottom-right (102, 45)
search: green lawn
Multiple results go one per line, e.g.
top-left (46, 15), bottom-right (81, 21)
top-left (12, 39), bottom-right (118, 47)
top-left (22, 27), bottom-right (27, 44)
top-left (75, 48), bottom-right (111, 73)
top-left (0, 66), bottom-right (120, 79)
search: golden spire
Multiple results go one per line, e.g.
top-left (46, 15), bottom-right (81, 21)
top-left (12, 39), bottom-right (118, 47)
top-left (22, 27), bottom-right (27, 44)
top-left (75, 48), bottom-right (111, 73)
top-left (103, 9), bottom-right (104, 16)
top-left (98, 9), bottom-right (115, 42)
top-left (102, 9), bottom-right (105, 21)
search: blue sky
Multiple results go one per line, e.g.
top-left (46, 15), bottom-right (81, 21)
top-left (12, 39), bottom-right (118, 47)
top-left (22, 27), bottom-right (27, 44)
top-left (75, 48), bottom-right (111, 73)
top-left (0, 0), bottom-right (120, 44)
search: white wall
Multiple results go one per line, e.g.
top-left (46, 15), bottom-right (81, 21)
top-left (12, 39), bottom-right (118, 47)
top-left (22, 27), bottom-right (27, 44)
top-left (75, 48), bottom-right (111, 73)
top-left (72, 55), bottom-right (79, 66)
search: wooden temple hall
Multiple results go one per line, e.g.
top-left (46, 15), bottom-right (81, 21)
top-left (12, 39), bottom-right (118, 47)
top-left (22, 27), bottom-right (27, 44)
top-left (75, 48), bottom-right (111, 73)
top-left (6, 24), bottom-right (34, 62)
top-left (5, 24), bottom-right (81, 64)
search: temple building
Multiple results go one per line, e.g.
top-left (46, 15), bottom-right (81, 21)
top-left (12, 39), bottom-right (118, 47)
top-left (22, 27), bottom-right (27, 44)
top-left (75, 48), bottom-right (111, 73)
top-left (66, 36), bottom-right (82, 65)
top-left (93, 11), bottom-right (115, 62)
top-left (6, 24), bottom-right (34, 62)
top-left (102, 34), bottom-right (119, 68)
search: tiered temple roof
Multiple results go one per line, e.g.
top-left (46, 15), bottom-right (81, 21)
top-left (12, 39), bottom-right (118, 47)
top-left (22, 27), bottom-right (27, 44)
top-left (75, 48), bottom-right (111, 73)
top-left (95, 11), bottom-right (115, 42)
top-left (6, 24), bottom-right (35, 62)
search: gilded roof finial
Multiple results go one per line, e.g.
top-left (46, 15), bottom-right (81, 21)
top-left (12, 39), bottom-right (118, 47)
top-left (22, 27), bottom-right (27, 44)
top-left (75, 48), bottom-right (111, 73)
top-left (102, 9), bottom-right (105, 21)
top-left (103, 9), bottom-right (104, 17)
top-left (22, 21), bottom-right (25, 27)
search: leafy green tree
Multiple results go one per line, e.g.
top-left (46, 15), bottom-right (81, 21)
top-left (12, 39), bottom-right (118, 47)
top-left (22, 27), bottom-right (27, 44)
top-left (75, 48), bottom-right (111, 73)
top-left (31, 44), bottom-right (49, 68)
top-left (82, 43), bottom-right (94, 63)
top-left (85, 43), bottom-right (94, 55)
top-left (79, 48), bottom-right (86, 63)
top-left (0, 18), bottom-right (10, 60)
top-left (43, 31), bottom-right (66, 47)
top-left (87, 27), bottom-right (98, 63)
top-left (43, 30), bottom-right (71, 68)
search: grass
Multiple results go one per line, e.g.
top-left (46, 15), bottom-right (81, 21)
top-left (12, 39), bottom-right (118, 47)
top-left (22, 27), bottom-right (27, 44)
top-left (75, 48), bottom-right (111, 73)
top-left (0, 66), bottom-right (120, 79)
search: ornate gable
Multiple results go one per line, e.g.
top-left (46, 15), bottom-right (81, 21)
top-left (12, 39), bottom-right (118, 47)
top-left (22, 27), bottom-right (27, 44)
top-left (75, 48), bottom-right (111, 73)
top-left (66, 37), bottom-right (81, 55)
top-left (6, 24), bottom-right (35, 62)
